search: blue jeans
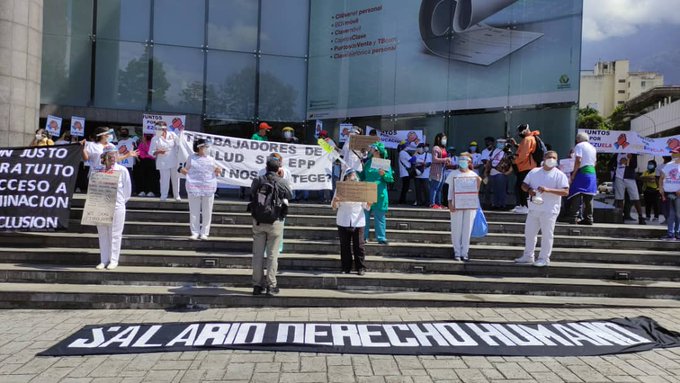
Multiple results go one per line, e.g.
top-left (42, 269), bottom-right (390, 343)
top-left (666, 193), bottom-right (680, 236)
top-left (364, 208), bottom-right (387, 242)
top-left (491, 174), bottom-right (508, 208)
top-left (429, 178), bottom-right (444, 206)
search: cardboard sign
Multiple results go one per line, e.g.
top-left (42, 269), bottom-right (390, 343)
top-left (349, 135), bottom-right (380, 151)
top-left (453, 176), bottom-right (479, 210)
top-left (370, 158), bottom-right (391, 172)
top-left (336, 181), bottom-right (377, 204)
top-left (81, 171), bottom-right (121, 226)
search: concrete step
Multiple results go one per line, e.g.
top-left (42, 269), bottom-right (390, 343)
top-left (1, 263), bottom-right (680, 299)
top-left (63, 221), bottom-right (677, 251)
top-left (3, 247), bottom-right (680, 281)
top-left (3, 232), bottom-right (678, 265)
top-left (2, 282), bottom-right (679, 309)
top-left (68, 209), bottom-right (668, 239)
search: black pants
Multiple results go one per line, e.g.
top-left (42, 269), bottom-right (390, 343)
top-left (569, 193), bottom-right (594, 223)
top-left (338, 226), bottom-right (366, 272)
top-left (644, 189), bottom-right (661, 218)
top-left (136, 158), bottom-right (160, 194)
top-left (415, 178), bottom-right (430, 206)
top-left (516, 170), bottom-right (529, 207)
top-left (398, 176), bottom-right (412, 204)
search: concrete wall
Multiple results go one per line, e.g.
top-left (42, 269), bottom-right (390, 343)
top-left (0, 0), bottom-right (43, 147)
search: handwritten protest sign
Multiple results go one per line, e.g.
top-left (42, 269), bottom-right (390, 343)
top-left (349, 135), bottom-right (380, 151)
top-left (453, 176), bottom-right (479, 210)
top-left (370, 158), bottom-right (391, 172)
top-left (81, 171), bottom-right (121, 226)
top-left (336, 181), bottom-right (377, 204)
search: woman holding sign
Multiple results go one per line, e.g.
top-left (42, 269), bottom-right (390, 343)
top-left (446, 153), bottom-right (481, 261)
top-left (360, 142), bottom-right (394, 245)
top-left (332, 170), bottom-right (370, 274)
top-left (181, 139), bottom-right (221, 240)
top-left (95, 145), bottom-right (132, 270)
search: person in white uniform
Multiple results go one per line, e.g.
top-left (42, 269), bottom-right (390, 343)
top-left (447, 152), bottom-right (481, 261)
top-left (332, 169), bottom-right (371, 275)
top-left (94, 145), bottom-right (132, 270)
top-left (82, 127), bottom-right (137, 179)
top-left (149, 121), bottom-right (180, 201)
top-left (515, 151), bottom-right (569, 267)
top-left (180, 138), bottom-right (221, 240)
top-left (341, 126), bottom-right (364, 175)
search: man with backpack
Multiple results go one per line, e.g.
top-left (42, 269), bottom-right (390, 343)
top-left (512, 123), bottom-right (546, 214)
top-left (249, 157), bottom-right (293, 296)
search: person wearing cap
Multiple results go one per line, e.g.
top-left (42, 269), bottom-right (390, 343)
top-left (149, 121), bottom-right (181, 201)
top-left (512, 123), bottom-right (542, 214)
top-left (282, 126), bottom-right (299, 144)
top-left (341, 126), bottom-right (364, 175)
top-left (332, 169), bottom-right (370, 275)
top-left (659, 149), bottom-right (680, 240)
top-left (93, 145), bottom-right (132, 270)
top-left (81, 126), bottom-right (137, 178)
top-left (258, 153), bottom-right (292, 253)
top-left (514, 150), bottom-right (569, 267)
top-left (397, 141), bottom-right (416, 205)
top-left (180, 138), bottom-right (221, 240)
top-left (360, 142), bottom-right (394, 244)
top-left (414, 143), bottom-right (432, 206)
top-left (567, 132), bottom-right (598, 225)
top-left (446, 152), bottom-right (481, 261)
top-left (468, 141), bottom-right (483, 174)
top-left (318, 130), bottom-right (337, 148)
top-left (485, 137), bottom-right (513, 210)
top-left (252, 122), bottom-right (272, 142)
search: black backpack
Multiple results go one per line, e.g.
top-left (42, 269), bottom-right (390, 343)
top-left (250, 174), bottom-right (284, 224)
top-left (531, 135), bottom-right (548, 167)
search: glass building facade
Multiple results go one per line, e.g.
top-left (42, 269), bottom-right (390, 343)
top-left (40, 0), bottom-right (582, 155)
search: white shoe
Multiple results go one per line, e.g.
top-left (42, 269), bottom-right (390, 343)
top-left (138, 192), bottom-right (146, 197)
top-left (533, 259), bottom-right (550, 267)
top-left (160, 197), bottom-right (168, 202)
top-left (519, 206), bottom-right (529, 214)
top-left (199, 235), bottom-right (208, 240)
top-left (175, 197), bottom-right (182, 202)
top-left (147, 192), bottom-right (155, 197)
top-left (190, 234), bottom-right (199, 240)
top-left (95, 263), bottom-right (105, 270)
top-left (106, 262), bottom-right (118, 270)
top-left (514, 256), bottom-right (534, 264)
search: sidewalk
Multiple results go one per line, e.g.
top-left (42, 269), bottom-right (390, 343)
top-left (2, 307), bottom-right (680, 383)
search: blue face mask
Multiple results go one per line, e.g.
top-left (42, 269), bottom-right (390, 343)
top-left (496, 143), bottom-right (504, 149)
top-left (469, 146), bottom-right (477, 153)
top-left (106, 134), bottom-right (114, 143)
top-left (648, 164), bottom-right (655, 171)
top-left (458, 160), bottom-right (469, 169)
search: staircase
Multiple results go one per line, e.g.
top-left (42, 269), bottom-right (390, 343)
top-left (0, 196), bottom-right (678, 309)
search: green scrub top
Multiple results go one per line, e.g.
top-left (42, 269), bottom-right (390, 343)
top-left (251, 133), bottom-right (268, 141)
top-left (360, 158), bottom-right (394, 211)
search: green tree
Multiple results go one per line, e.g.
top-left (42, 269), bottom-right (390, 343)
top-left (577, 107), bottom-right (610, 130)
top-left (607, 104), bottom-right (631, 131)
top-left (117, 54), bottom-right (170, 108)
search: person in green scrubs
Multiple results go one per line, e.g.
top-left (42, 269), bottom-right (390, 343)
top-left (252, 122), bottom-right (271, 141)
top-left (360, 142), bottom-right (394, 244)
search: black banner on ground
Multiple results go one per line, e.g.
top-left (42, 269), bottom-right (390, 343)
top-left (38, 316), bottom-right (680, 357)
top-left (0, 144), bottom-right (81, 231)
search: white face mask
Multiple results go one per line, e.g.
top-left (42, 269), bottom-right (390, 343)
top-left (35, 134), bottom-right (43, 140)
top-left (441, 138), bottom-right (447, 146)
top-left (544, 158), bottom-right (558, 168)
top-left (284, 132), bottom-right (292, 139)
top-left (417, 148), bottom-right (423, 154)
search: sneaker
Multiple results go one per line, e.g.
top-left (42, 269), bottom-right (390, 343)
top-left (661, 234), bottom-right (676, 240)
top-left (357, 269), bottom-right (366, 276)
top-left (266, 286), bottom-right (280, 296)
top-left (638, 218), bottom-right (646, 225)
top-left (461, 256), bottom-right (469, 262)
top-left (189, 234), bottom-right (199, 240)
top-left (160, 198), bottom-right (168, 202)
top-left (511, 206), bottom-right (522, 213)
top-left (252, 286), bottom-right (264, 296)
top-left (175, 197), bottom-right (182, 202)
top-left (577, 220), bottom-right (593, 225)
top-left (147, 192), bottom-right (155, 197)
top-left (532, 259), bottom-right (550, 267)
top-left (514, 256), bottom-right (535, 264)
top-left (412, 202), bottom-right (418, 206)
top-left (378, 240), bottom-right (389, 245)
top-left (454, 256), bottom-right (462, 262)
top-left (138, 192), bottom-right (146, 197)
top-left (199, 235), bottom-right (209, 240)
top-left (431, 204), bottom-right (441, 209)
top-left (95, 263), bottom-right (106, 270)
top-left (106, 262), bottom-right (118, 270)
top-left (342, 270), bottom-right (351, 274)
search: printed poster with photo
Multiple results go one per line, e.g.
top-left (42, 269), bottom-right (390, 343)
top-left (45, 115), bottom-right (62, 137)
top-left (70, 116), bottom-right (86, 137)
top-left (143, 114), bottom-right (186, 135)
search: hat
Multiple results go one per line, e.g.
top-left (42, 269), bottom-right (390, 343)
top-left (417, 143), bottom-right (425, 148)
top-left (469, 141), bottom-right (478, 146)
top-left (517, 123), bottom-right (529, 132)
top-left (319, 130), bottom-right (328, 137)
top-left (369, 142), bottom-right (388, 159)
top-left (101, 144), bottom-right (117, 156)
top-left (258, 122), bottom-right (272, 131)
top-left (350, 126), bottom-right (362, 134)
top-left (282, 126), bottom-right (294, 133)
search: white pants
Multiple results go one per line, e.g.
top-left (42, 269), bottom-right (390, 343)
top-left (96, 207), bottom-right (126, 265)
top-left (189, 194), bottom-right (215, 236)
top-left (523, 210), bottom-right (558, 262)
top-left (450, 209), bottom-right (477, 258)
top-left (159, 168), bottom-right (180, 199)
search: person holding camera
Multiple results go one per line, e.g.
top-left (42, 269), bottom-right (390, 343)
top-left (180, 138), bottom-right (221, 240)
top-left (512, 124), bottom-right (542, 214)
top-left (485, 138), bottom-right (513, 210)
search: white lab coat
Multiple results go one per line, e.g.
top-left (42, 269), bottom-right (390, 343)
top-left (95, 164), bottom-right (131, 265)
top-left (150, 132), bottom-right (180, 199)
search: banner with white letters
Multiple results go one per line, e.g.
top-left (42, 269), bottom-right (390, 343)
top-left (179, 131), bottom-right (332, 190)
top-left (578, 129), bottom-right (680, 155)
top-left (39, 317), bottom-right (680, 357)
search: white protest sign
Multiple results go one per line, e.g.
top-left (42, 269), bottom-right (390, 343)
top-left (370, 158), bottom-right (391, 171)
top-left (81, 171), bottom-right (121, 226)
top-left (453, 176), bottom-right (479, 210)
top-left (45, 115), bottom-right (62, 137)
top-left (578, 129), bottom-right (680, 155)
top-left (179, 131), bottom-right (332, 190)
top-left (339, 123), bottom-right (353, 143)
top-left (365, 127), bottom-right (424, 149)
top-left (143, 114), bottom-right (186, 135)
top-left (70, 116), bottom-right (86, 137)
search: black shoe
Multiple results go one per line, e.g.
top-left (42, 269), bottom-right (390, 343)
top-left (638, 219), bottom-right (646, 225)
top-left (577, 220), bottom-right (593, 225)
top-left (623, 216), bottom-right (634, 221)
top-left (266, 286), bottom-right (280, 296)
top-left (357, 269), bottom-right (365, 276)
top-left (342, 270), bottom-right (351, 274)
top-left (252, 286), bottom-right (263, 296)
top-left (378, 240), bottom-right (389, 245)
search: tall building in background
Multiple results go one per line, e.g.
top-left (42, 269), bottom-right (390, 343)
top-left (580, 60), bottom-right (664, 117)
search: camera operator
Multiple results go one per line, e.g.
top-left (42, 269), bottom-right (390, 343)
top-left (484, 138), bottom-right (514, 210)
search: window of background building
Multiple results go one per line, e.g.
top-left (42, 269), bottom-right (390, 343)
top-left (258, 56), bottom-right (307, 122)
top-left (260, 0), bottom-right (309, 57)
top-left (94, 41), bottom-right (149, 110)
top-left (151, 45), bottom-right (204, 114)
top-left (618, 79), bottom-right (625, 83)
top-left (205, 50), bottom-right (257, 120)
top-left (618, 90), bottom-right (625, 94)
top-left (642, 81), bottom-right (647, 87)
top-left (153, 0), bottom-right (205, 48)
top-left (207, 0), bottom-right (259, 52)
top-left (96, 0), bottom-right (150, 42)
